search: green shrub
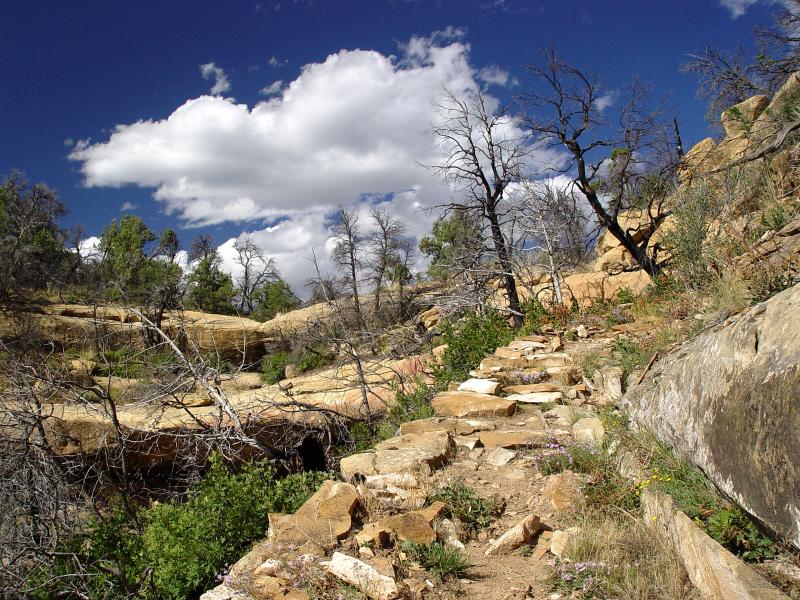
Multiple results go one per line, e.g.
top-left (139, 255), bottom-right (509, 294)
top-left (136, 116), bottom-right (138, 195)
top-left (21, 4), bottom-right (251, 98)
top-left (642, 439), bottom-right (775, 561)
top-left (615, 287), bottom-right (636, 304)
top-left (261, 350), bottom-right (290, 384)
top-left (520, 297), bottom-right (550, 333)
top-left (295, 345), bottom-right (335, 374)
top-left (706, 509), bottom-right (776, 562)
top-left (436, 310), bottom-right (513, 384)
top-left (33, 455), bottom-right (326, 600)
top-left (401, 542), bottom-right (472, 581)
top-left (609, 337), bottom-right (648, 383)
top-left (384, 382), bottom-right (435, 429)
top-left (431, 482), bottom-right (501, 534)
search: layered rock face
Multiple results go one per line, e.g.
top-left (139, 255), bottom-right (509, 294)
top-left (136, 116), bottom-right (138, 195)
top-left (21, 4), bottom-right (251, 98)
top-left (624, 283), bottom-right (800, 549)
top-left (0, 302), bottom-right (334, 364)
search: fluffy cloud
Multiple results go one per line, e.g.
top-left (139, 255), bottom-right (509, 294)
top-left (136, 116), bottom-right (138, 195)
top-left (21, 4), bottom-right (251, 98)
top-left (199, 62), bottom-right (231, 95)
top-left (70, 31), bottom-right (560, 293)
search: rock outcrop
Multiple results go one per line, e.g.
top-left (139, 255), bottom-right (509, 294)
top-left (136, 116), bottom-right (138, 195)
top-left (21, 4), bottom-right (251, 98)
top-left (624, 283), bottom-right (800, 549)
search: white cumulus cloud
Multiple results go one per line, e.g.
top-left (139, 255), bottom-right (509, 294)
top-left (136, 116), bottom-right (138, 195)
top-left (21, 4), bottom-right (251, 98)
top-left (70, 31), bottom-right (562, 292)
top-left (199, 62), bottom-right (231, 95)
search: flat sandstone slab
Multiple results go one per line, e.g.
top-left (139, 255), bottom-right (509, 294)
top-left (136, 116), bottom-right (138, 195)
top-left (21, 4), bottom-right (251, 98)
top-left (431, 391), bottom-right (516, 418)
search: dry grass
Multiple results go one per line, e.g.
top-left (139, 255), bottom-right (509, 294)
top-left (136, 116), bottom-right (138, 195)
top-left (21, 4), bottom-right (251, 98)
top-left (562, 512), bottom-right (698, 600)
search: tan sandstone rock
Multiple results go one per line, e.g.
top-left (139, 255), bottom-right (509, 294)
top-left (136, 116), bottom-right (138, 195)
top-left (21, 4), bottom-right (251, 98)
top-left (431, 391), bottom-right (516, 418)
top-left (542, 470), bottom-right (584, 512)
top-left (326, 552), bottom-right (400, 600)
top-left (484, 514), bottom-right (543, 556)
top-left (269, 480), bottom-right (359, 550)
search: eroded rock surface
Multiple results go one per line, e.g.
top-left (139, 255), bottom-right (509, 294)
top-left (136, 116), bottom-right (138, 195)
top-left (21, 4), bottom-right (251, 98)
top-left (625, 283), bottom-right (800, 549)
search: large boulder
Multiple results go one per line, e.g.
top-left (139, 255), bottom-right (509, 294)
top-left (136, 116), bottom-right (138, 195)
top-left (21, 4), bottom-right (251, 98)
top-left (624, 283), bottom-right (800, 549)
top-left (268, 480), bottom-right (359, 550)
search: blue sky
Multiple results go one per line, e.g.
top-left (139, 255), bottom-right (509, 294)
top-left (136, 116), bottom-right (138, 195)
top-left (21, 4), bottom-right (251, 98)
top-left (0, 0), bottom-right (777, 290)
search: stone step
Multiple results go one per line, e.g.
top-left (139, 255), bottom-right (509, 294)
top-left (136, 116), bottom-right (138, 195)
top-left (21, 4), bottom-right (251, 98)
top-left (431, 391), bottom-right (517, 418)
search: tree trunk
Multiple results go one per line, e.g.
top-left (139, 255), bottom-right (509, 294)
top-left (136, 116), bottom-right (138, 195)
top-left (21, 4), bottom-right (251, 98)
top-left (487, 202), bottom-right (523, 329)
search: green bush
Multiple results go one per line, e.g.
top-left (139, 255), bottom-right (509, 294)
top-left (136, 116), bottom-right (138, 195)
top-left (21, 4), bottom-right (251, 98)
top-left (706, 508), bottom-right (776, 562)
top-left (643, 439), bottom-right (775, 561)
top-left (295, 345), bottom-right (335, 374)
top-left (261, 350), bottom-right (290, 384)
top-left (33, 455), bottom-right (326, 600)
top-left (401, 542), bottom-right (472, 581)
top-left (436, 310), bottom-right (513, 384)
top-left (432, 482), bottom-right (501, 534)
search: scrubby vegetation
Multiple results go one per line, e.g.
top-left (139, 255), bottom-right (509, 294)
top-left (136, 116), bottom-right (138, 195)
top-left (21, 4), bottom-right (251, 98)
top-left (27, 455), bottom-right (326, 600)
top-left (401, 541), bottom-right (472, 581)
top-left (431, 481), bottom-right (502, 535)
top-left (435, 310), bottom-right (514, 383)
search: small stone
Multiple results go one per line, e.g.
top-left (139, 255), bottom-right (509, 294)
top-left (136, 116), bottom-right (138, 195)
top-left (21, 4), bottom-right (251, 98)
top-left (549, 527), bottom-right (578, 557)
top-left (437, 518), bottom-right (465, 549)
top-left (483, 447), bottom-right (516, 467)
top-left (576, 325), bottom-right (589, 338)
top-left (382, 512), bottom-right (436, 544)
top-left (327, 552), bottom-right (400, 600)
top-left (479, 430), bottom-right (546, 449)
top-left (253, 558), bottom-right (282, 577)
top-left (541, 471), bottom-right (584, 512)
top-left (457, 378), bottom-right (503, 395)
top-left (359, 546), bottom-right (376, 558)
top-left (505, 391), bottom-right (563, 404)
top-left (572, 417), bottom-right (605, 446)
top-left (485, 514), bottom-right (543, 555)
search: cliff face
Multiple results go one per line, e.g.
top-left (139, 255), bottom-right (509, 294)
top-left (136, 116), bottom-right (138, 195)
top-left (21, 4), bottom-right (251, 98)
top-left (623, 283), bottom-right (800, 549)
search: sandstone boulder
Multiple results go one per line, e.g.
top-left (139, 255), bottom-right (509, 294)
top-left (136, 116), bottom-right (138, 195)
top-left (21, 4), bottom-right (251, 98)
top-left (572, 417), bottom-right (605, 446)
top-left (340, 431), bottom-right (455, 481)
top-left (269, 480), bottom-right (359, 550)
top-left (624, 283), bottom-right (800, 549)
top-left (542, 470), bottom-right (584, 512)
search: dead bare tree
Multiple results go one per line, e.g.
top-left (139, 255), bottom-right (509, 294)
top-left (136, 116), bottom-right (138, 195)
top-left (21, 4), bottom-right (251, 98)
top-left (683, 0), bottom-right (800, 126)
top-left (367, 208), bottom-right (408, 322)
top-left (233, 234), bottom-right (277, 315)
top-left (512, 179), bottom-right (591, 304)
top-left (331, 206), bottom-right (367, 331)
top-left (428, 88), bottom-right (530, 328)
top-left (0, 306), bottom-right (349, 597)
top-left (523, 48), bottom-right (677, 277)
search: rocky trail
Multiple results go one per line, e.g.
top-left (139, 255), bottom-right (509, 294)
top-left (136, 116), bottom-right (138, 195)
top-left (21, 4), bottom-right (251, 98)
top-left (203, 324), bottom-right (645, 600)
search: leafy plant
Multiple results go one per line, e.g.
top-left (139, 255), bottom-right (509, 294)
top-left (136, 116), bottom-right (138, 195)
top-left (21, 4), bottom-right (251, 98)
top-left (431, 482), bottom-right (501, 534)
top-left (32, 455), bottom-right (326, 600)
top-left (436, 310), bottom-right (513, 384)
top-left (401, 542), bottom-right (472, 581)
top-left (615, 287), bottom-right (636, 304)
top-left (261, 350), bottom-right (290, 384)
top-left (706, 509), bottom-right (776, 562)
